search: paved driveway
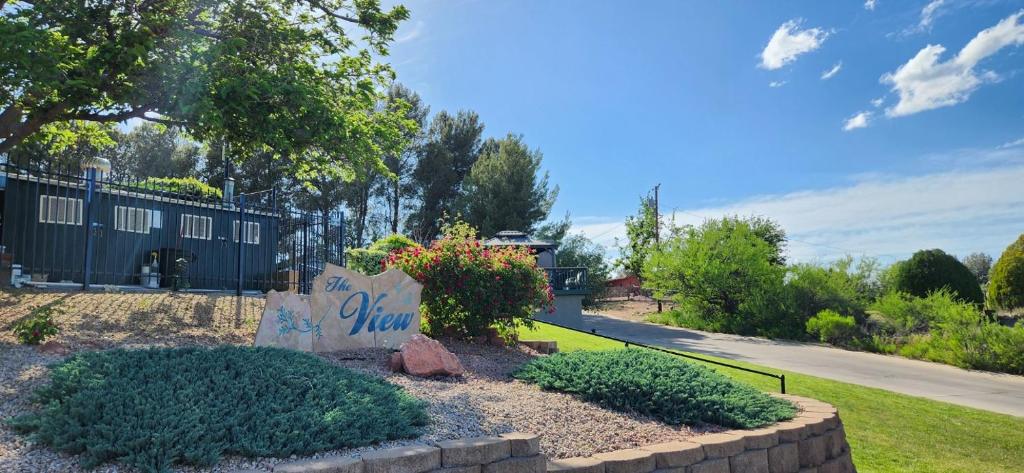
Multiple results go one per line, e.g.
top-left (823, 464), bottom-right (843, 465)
top-left (580, 313), bottom-right (1024, 417)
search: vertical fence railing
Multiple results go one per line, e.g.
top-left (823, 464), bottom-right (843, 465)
top-left (0, 162), bottom-right (344, 295)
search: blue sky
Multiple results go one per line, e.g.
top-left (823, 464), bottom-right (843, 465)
top-left (384, 0), bottom-right (1024, 264)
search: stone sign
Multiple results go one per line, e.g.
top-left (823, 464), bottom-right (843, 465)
top-left (254, 264), bottom-right (423, 351)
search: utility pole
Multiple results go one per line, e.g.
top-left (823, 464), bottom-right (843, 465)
top-left (653, 184), bottom-right (662, 313)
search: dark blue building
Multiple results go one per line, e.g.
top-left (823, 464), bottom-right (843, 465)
top-left (0, 163), bottom-right (292, 291)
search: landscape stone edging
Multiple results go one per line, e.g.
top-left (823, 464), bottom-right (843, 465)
top-left (267, 396), bottom-right (853, 473)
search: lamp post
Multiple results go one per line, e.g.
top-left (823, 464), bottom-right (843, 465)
top-left (80, 157), bottom-right (111, 289)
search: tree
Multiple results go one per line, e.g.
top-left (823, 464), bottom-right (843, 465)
top-left (458, 134), bottom-right (557, 237)
top-left (116, 124), bottom-right (203, 180)
top-left (988, 235), bottom-right (1024, 311)
top-left (962, 252), bottom-right (993, 284)
top-left (406, 110), bottom-right (484, 242)
top-left (616, 197), bottom-right (658, 280)
top-left (378, 84), bottom-right (429, 234)
top-left (718, 215), bottom-right (787, 265)
top-left (534, 214), bottom-right (572, 245)
top-left (1, 0), bottom-right (411, 182)
top-left (891, 249), bottom-right (984, 305)
top-left (4, 121), bottom-right (125, 174)
top-left (643, 218), bottom-right (787, 336)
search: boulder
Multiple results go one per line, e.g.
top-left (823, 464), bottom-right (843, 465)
top-left (400, 334), bottom-right (465, 377)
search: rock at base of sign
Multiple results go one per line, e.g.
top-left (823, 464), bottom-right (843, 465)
top-left (400, 334), bottom-right (465, 377)
top-left (388, 351), bottom-right (404, 372)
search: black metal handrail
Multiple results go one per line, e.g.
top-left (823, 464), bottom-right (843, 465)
top-left (532, 319), bottom-right (786, 393)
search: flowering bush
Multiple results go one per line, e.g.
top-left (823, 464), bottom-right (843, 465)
top-left (13, 300), bottom-right (62, 345)
top-left (385, 222), bottom-right (553, 338)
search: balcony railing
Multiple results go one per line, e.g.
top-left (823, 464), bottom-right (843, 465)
top-left (544, 266), bottom-right (589, 294)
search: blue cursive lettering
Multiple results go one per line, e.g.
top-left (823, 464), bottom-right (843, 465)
top-left (338, 291), bottom-right (415, 335)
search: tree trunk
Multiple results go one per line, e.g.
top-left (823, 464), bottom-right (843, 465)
top-left (390, 179), bottom-right (400, 234)
top-left (0, 105), bottom-right (66, 155)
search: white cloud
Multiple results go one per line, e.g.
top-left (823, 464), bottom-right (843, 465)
top-left (573, 155), bottom-right (1024, 264)
top-left (919, 0), bottom-right (946, 30)
top-left (395, 20), bottom-right (424, 43)
top-left (821, 62), bottom-right (843, 80)
top-left (769, 80), bottom-right (787, 88)
top-left (870, 97), bottom-right (885, 108)
top-left (843, 111), bottom-right (871, 131)
top-left (882, 11), bottom-right (1024, 117)
top-left (999, 137), bottom-right (1024, 149)
top-left (865, 0), bottom-right (877, 11)
top-left (760, 20), bottom-right (831, 70)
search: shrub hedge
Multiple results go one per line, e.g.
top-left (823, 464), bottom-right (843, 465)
top-left (8, 347), bottom-right (428, 472)
top-left (514, 349), bottom-right (795, 429)
top-left (890, 249), bottom-right (983, 304)
top-left (988, 234), bottom-right (1024, 311)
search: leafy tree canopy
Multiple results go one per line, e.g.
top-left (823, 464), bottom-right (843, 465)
top-left (458, 133), bottom-right (557, 238)
top-left (643, 218), bottom-right (787, 336)
top-left (1, 0), bottom-right (411, 182)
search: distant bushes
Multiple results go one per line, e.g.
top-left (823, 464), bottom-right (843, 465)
top-left (637, 215), bottom-right (1023, 374)
top-left (514, 349), bottom-right (795, 429)
top-left (988, 234), bottom-right (1024, 311)
top-left (867, 289), bottom-right (1024, 374)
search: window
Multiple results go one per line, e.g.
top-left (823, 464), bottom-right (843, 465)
top-left (180, 214), bottom-right (212, 240)
top-left (233, 220), bottom-right (260, 245)
top-left (38, 195), bottom-right (83, 225)
top-left (114, 206), bottom-right (154, 234)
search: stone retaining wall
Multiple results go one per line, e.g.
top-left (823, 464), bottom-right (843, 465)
top-left (267, 395), bottom-right (854, 473)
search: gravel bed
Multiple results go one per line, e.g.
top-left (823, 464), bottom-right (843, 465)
top-left (0, 291), bottom-right (718, 472)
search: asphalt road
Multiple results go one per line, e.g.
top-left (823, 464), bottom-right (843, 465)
top-left (580, 313), bottom-right (1024, 417)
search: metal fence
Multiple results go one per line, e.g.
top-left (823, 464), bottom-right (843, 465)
top-left (544, 267), bottom-right (589, 293)
top-left (0, 162), bottom-right (343, 294)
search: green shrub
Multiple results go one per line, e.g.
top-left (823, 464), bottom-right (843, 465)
top-left (386, 220), bottom-right (552, 338)
top-left (139, 176), bottom-right (222, 200)
top-left (514, 349), bottom-right (795, 429)
top-left (8, 347), bottom-right (428, 472)
top-left (988, 234), bottom-right (1024, 311)
top-left (806, 310), bottom-right (858, 345)
top-left (890, 249), bottom-right (983, 304)
top-left (12, 300), bottom-right (62, 345)
top-left (347, 248), bottom-right (389, 275)
top-left (867, 290), bottom-right (1024, 374)
top-left (347, 234), bottom-right (422, 275)
top-left (869, 289), bottom-right (978, 336)
top-left (785, 257), bottom-right (880, 326)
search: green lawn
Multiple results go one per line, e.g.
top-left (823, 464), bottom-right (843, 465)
top-left (519, 323), bottom-right (1024, 473)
